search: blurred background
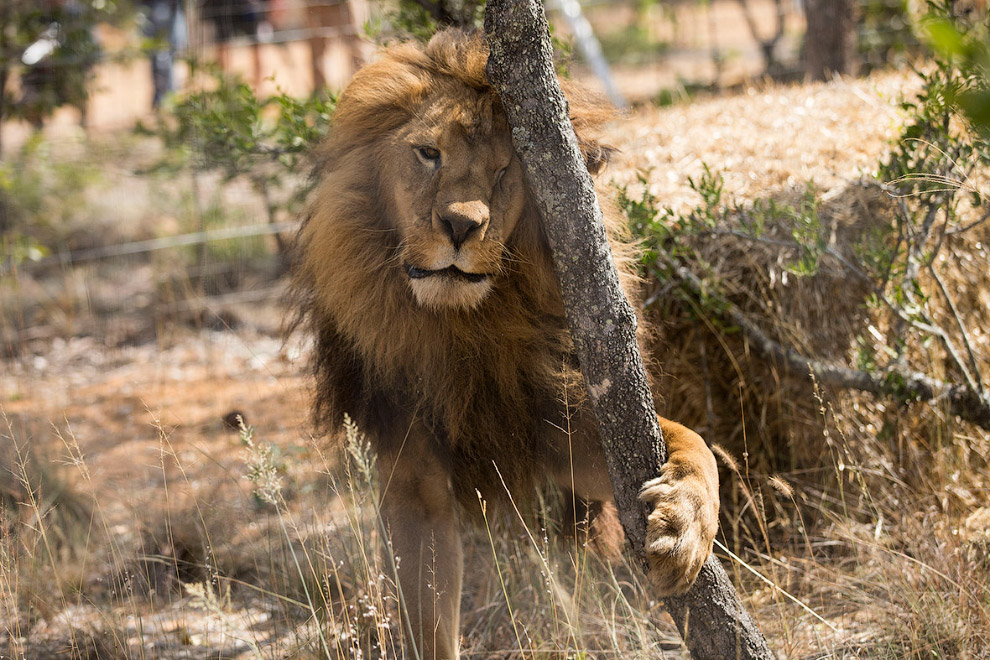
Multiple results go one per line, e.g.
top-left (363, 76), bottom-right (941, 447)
top-left (0, 0), bottom-right (920, 144)
top-left (0, 0), bottom-right (927, 350)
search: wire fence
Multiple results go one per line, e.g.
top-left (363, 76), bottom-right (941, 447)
top-left (6, 221), bottom-right (294, 274)
top-left (0, 0), bottom-right (921, 142)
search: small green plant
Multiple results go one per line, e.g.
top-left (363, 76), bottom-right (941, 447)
top-left (921, 1), bottom-right (990, 128)
top-left (0, 135), bottom-right (102, 259)
top-left (0, 233), bottom-right (48, 272)
top-left (145, 66), bottom-right (336, 258)
top-left (856, 0), bottom-right (990, 393)
top-left (622, 166), bottom-right (824, 284)
top-left (150, 68), bottom-right (335, 180)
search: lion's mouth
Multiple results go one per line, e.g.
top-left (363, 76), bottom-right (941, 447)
top-left (405, 263), bottom-right (489, 283)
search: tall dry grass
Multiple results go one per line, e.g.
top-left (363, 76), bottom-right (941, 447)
top-left (4, 361), bottom-right (989, 659)
top-left (1, 409), bottom-right (686, 658)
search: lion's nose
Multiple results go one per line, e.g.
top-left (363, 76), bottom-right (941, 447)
top-left (436, 202), bottom-right (489, 249)
top-left (440, 215), bottom-right (482, 249)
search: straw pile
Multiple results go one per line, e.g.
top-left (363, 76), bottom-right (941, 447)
top-left (608, 71), bottom-right (990, 483)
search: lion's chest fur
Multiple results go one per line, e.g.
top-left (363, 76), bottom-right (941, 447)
top-left (312, 265), bottom-right (587, 501)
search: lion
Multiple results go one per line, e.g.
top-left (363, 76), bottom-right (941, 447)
top-left (292, 29), bottom-right (719, 660)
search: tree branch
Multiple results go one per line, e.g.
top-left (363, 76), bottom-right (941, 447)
top-left (735, 0), bottom-right (786, 71)
top-left (698, 214), bottom-right (986, 403)
top-left (484, 2), bottom-right (774, 658)
top-left (929, 263), bottom-right (985, 395)
top-left (659, 252), bottom-right (990, 430)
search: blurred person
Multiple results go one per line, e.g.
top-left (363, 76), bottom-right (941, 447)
top-left (266, 0), bottom-right (291, 30)
top-left (200, 0), bottom-right (271, 88)
top-left (306, 0), bottom-right (369, 91)
top-left (142, 0), bottom-right (188, 109)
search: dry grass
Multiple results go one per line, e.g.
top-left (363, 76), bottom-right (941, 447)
top-left (0, 377), bottom-right (685, 658)
top-left (3, 68), bottom-right (990, 659)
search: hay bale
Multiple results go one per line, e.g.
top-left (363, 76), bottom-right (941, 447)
top-left (611, 72), bottom-right (990, 486)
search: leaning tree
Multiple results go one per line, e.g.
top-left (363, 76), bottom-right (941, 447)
top-left (485, 1), bottom-right (775, 657)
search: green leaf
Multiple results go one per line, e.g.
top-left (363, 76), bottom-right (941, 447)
top-left (960, 89), bottom-right (990, 126)
top-left (924, 18), bottom-right (966, 58)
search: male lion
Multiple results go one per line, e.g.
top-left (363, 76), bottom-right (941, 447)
top-left (293, 29), bottom-right (719, 660)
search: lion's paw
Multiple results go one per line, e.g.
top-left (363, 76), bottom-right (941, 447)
top-left (638, 460), bottom-right (719, 596)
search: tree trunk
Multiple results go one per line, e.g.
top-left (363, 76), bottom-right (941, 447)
top-left (484, 1), bottom-right (774, 658)
top-left (804, 0), bottom-right (857, 81)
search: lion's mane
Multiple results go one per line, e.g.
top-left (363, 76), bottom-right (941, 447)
top-left (292, 30), bottom-right (644, 504)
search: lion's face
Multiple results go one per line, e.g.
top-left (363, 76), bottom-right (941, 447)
top-left (380, 86), bottom-right (527, 311)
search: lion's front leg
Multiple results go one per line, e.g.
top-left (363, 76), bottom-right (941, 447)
top-left (379, 435), bottom-right (463, 660)
top-left (638, 417), bottom-right (720, 596)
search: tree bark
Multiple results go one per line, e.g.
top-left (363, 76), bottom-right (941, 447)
top-left (804, 0), bottom-right (857, 81)
top-left (484, 1), bottom-right (774, 658)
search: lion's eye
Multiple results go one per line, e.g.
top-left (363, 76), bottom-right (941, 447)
top-left (494, 166), bottom-right (508, 187)
top-left (415, 146), bottom-right (441, 166)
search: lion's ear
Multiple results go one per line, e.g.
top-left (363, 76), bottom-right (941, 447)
top-left (580, 140), bottom-right (616, 175)
top-left (562, 80), bottom-right (618, 175)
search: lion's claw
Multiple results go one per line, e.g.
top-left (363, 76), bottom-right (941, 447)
top-left (639, 460), bottom-right (719, 596)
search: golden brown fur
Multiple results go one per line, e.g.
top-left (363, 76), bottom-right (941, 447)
top-left (295, 31), bottom-right (632, 502)
top-left (292, 30), bottom-right (719, 660)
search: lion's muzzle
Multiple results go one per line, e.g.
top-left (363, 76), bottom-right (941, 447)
top-left (434, 200), bottom-right (490, 250)
top-left (404, 261), bottom-right (494, 310)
